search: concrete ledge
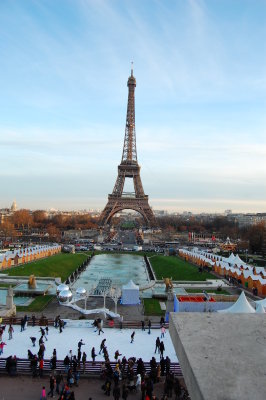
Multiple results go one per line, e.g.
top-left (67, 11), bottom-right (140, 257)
top-left (170, 312), bottom-right (266, 400)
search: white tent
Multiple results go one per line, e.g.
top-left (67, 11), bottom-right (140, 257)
top-left (227, 253), bottom-right (236, 263)
top-left (255, 298), bottom-right (266, 308)
top-left (234, 254), bottom-right (245, 266)
top-left (121, 280), bottom-right (139, 305)
top-left (256, 303), bottom-right (265, 313)
top-left (218, 291), bottom-right (255, 313)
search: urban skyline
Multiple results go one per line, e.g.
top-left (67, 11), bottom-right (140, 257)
top-left (1, 1), bottom-right (266, 213)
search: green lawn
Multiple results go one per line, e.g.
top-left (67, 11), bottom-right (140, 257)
top-left (6, 253), bottom-right (88, 281)
top-left (143, 298), bottom-right (165, 316)
top-left (0, 283), bottom-right (16, 288)
top-left (150, 255), bottom-right (216, 281)
top-left (16, 294), bottom-right (55, 312)
top-left (185, 288), bottom-right (230, 295)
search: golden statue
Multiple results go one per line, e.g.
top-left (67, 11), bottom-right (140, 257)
top-left (163, 277), bottom-right (173, 291)
top-left (28, 275), bottom-right (37, 289)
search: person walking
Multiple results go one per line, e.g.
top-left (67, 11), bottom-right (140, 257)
top-left (40, 386), bottom-right (47, 400)
top-left (8, 324), bottom-right (14, 340)
top-left (39, 358), bottom-right (44, 378)
top-left (47, 374), bottom-right (55, 398)
top-left (113, 384), bottom-right (121, 400)
top-left (130, 331), bottom-right (135, 343)
top-left (55, 371), bottom-right (63, 395)
top-left (82, 351), bottom-right (87, 372)
top-left (122, 384), bottom-right (129, 400)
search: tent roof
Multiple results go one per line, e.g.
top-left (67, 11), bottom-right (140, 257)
top-left (218, 291), bottom-right (255, 313)
top-left (234, 254), bottom-right (245, 265)
top-left (255, 298), bottom-right (266, 307)
top-left (122, 280), bottom-right (139, 290)
top-left (227, 253), bottom-right (236, 262)
top-left (256, 303), bottom-right (265, 313)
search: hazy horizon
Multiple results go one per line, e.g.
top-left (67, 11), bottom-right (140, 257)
top-left (1, 1), bottom-right (266, 214)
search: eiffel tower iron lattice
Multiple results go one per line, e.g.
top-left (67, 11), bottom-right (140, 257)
top-left (100, 67), bottom-right (156, 226)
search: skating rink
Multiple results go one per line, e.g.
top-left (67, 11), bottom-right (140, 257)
top-left (1, 322), bottom-right (178, 362)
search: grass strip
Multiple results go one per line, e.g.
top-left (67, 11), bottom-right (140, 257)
top-left (150, 255), bottom-right (217, 281)
top-left (16, 294), bottom-right (55, 312)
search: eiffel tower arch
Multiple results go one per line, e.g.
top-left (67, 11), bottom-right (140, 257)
top-left (100, 67), bottom-right (156, 227)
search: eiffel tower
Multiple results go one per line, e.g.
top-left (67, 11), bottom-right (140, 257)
top-left (100, 66), bottom-right (156, 226)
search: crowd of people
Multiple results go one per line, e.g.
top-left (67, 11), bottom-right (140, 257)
top-left (0, 315), bottom-right (190, 399)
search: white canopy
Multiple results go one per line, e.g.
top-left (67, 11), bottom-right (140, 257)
top-left (227, 253), bottom-right (236, 263)
top-left (255, 298), bottom-right (266, 308)
top-left (218, 291), bottom-right (255, 313)
top-left (234, 254), bottom-right (245, 266)
top-left (121, 280), bottom-right (139, 305)
top-left (256, 303), bottom-right (265, 313)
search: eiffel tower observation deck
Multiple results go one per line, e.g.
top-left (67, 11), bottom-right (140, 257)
top-left (100, 66), bottom-right (156, 227)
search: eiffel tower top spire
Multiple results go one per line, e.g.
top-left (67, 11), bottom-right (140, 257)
top-left (121, 64), bottom-right (137, 165)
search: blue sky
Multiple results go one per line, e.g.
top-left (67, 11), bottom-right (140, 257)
top-left (0, 0), bottom-right (266, 213)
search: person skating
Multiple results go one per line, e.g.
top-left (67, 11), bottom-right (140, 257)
top-left (8, 324), bottom-right (14, 340)
top-left (45, 325), bottom-right (49, 336)
top-left (155, 337), bottom-right (160, 353)
top-left (97, 319), bottom-right (104, 335)
top-left (40, 327), bottom-right (47, 341)
top-left (141, 320), bottom-right (145, 331)
top-left (148, 320), bottom-right (151, 334)
top-left (59, 319), bottom-right (64, 333)
top-left (161, 325), bottom-right (166, 339)
top-left (78, 339), bottom-right (85, 350)
top-left (159, 341), bottom-right (165, 359)
top-left (130, 331), bottom-right (135, 343)
top-left (114, 350), bottom-right (122, 361)
top-left (30, 336), bottom-right (37, 347)
top-left (91, 347), bottom-right (96, 364)
top-left (31, 314), bottom-right (36, 327)
top-left (20, 317), bottom-right (25, 332)
top-left (23, 314), bottom-right (28, 330)
top-left (99, 338), bottom-right (106, 354)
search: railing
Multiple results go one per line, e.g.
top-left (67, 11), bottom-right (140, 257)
top-left (0, 358), bottom-right (182, 377)
top-left (1, 317), bottom-right (169, 330)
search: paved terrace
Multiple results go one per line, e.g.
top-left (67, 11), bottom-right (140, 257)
top-left (170, 312), bottom-right (266, 400)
